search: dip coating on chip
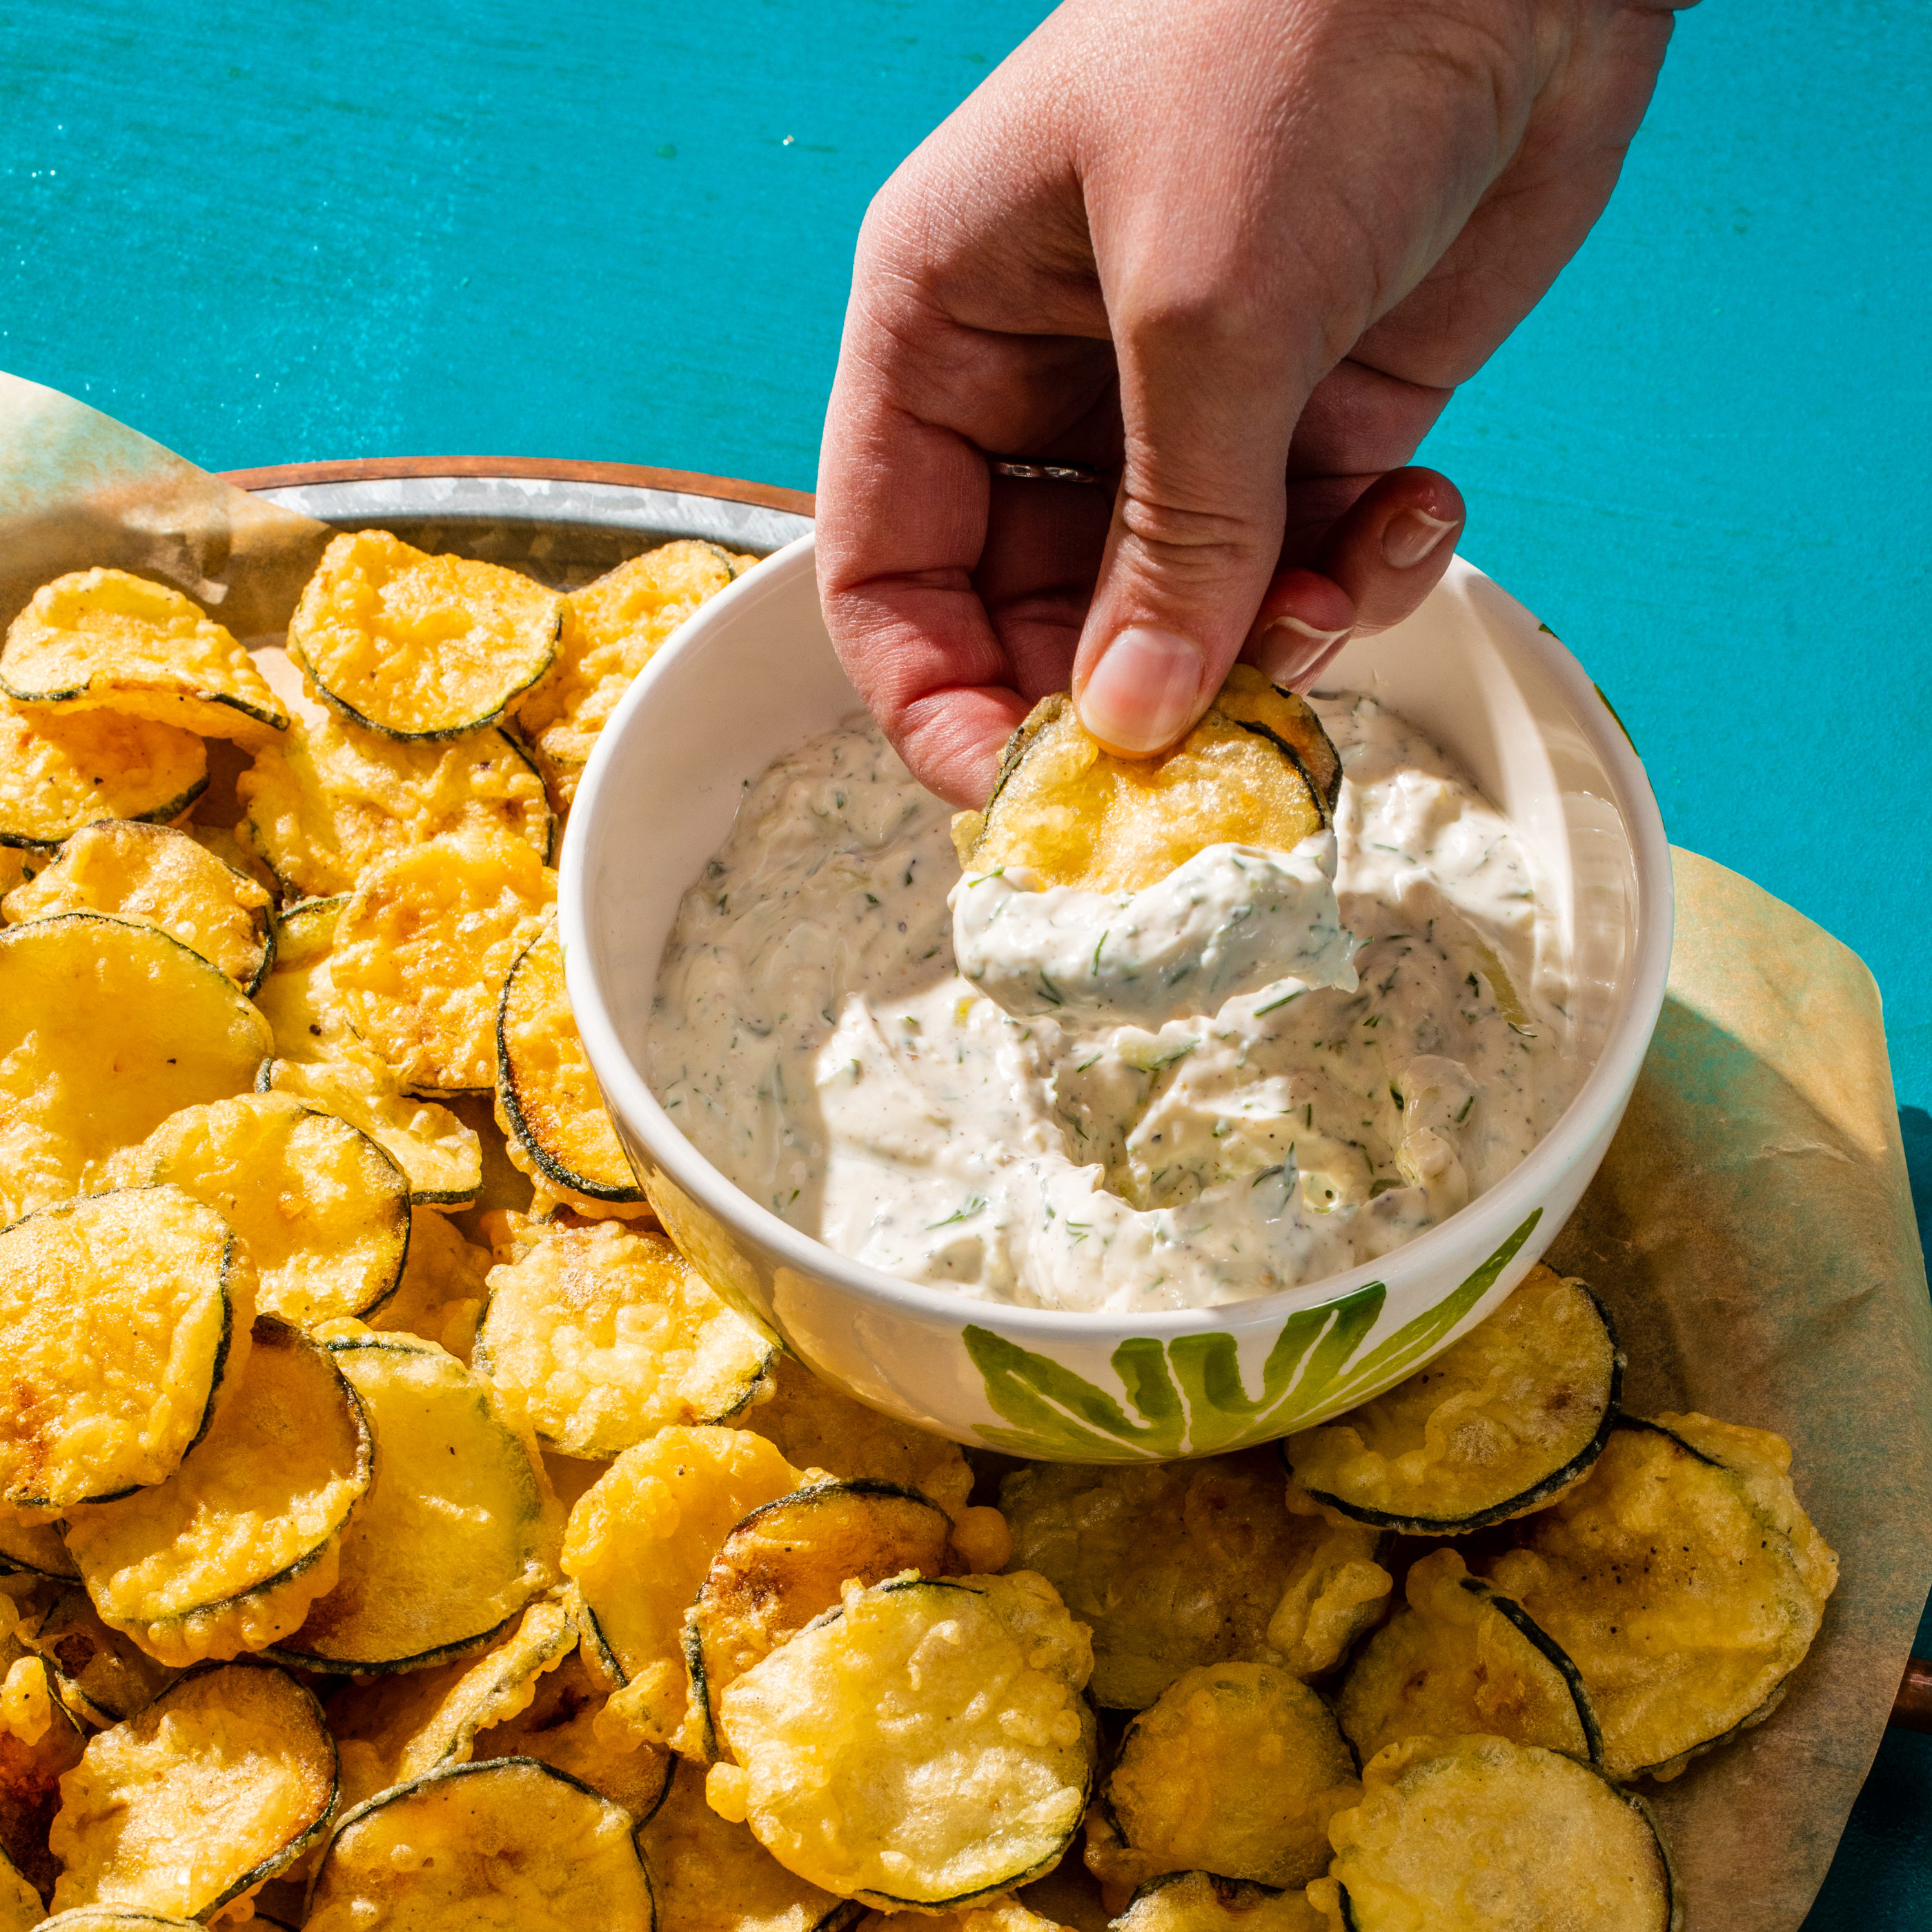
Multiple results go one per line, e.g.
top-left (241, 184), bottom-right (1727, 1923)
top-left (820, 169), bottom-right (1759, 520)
top-left (0, 700), bottom-right (206, 851)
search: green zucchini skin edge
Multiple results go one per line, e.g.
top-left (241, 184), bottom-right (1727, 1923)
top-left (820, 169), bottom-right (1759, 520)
top-left (679, 1610), bottom-right (718, 1763)
top-left (1119, 1871), bottom-right (1296, 1918)
top-left (0, 771), bottom-right (210, 852)
top-left (1455, 1574), bottom-right (1605, 1769)
top-left (1283, 1285), bottom-right (1624, 1535)
top-left (0, 664), bottom-right (288, 737)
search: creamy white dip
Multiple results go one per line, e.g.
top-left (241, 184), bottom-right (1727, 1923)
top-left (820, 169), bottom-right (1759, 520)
top-left (647, 696), bottom-right (1582, 1313)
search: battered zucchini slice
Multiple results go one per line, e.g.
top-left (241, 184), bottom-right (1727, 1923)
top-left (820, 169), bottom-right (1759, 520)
top-left (1110, 1872), bottom-right (1328, 1932)
top-left (114, 1094), bottom-right (411, 1329)
top-left (269, 1330), bottom-right (560, 1673)
top-left (0, 1515), bottom-right (77, 1584)
top-left (238, 711), bottom-right (554, 898)
top-left (14, 1590), bottom-right (180, 1726)
top-left (687, 1480), bottom-right (952, 1759)
top-left (1085, 1662), bottom-right (1358, 1897)
top-left (642, 1755), bottom-right (858, 1932)
top-left (367, 1208), bottom-right (494, 1352)
top-left (495, 920), bottom-right (645, 1206)
top-left (34, 1915), bottom-right (201, 1931)
top-left (1284, 1265), bottom-right (1621, 1533)
top-left (1000, 1452), bottom-right (1390, 1710)
top-left (1481, 1412), bottom-right (1837, 1782)
top-left (712, 1570), bottom-right (1094, 1911)
top-left (0, 570), bottom-right (288, 745)
top-left (0, 1187), bottom-right (253, 1515)
top-left (258, 1057), bottom-right (482, 1208)
top-left (288, 529), bottom-right (562, 740)
top-left (251, 895), bottom-right (357, 1056)
top-left (951, 667), bottom-right (1337, 893)
top-left (305, 1757), bottom-right (652, 1932)
top-left (515, 539), bottom-right (753, 807)
top-left (475, 1650), bottom-right (673, 1822)
top-left (48, 1661), bottom-right (336, 1920)
top-left (63, 1317), bottom-right (373, 1666)
top-left (332, 823), bottom-right (556, 1093)
top-left (1313, 1733), bottom-right (1679, 1932)
top-left (0, 1846), bottom-right (39, 1932)
top-left (1333, 1548), bottom-right (1599, 1767)
top-left (0, 915), bottom-right (273, 1222)
top-left (1, 821), bottom-right (273, 992)
top-left (0, 1691), bottom-right (82, 1900)
top-left (474, 1220), bottom-right (776, 1458)
top-left (0, 700), bottom-right (205, 852)
top-left (562, 1426), bottom-right (801, 1746)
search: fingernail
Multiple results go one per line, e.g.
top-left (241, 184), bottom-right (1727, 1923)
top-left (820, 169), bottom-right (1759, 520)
top-left (1381, 507), bottom-right (1458, 570)
top-left (1077, 627), bottom-right (1205, 754)
top-left (1252, 613), bottom-right (1351, 689)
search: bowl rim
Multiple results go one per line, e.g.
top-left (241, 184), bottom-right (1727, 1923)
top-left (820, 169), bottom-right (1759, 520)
top-left (560, 530), bottom-right (1675, 1341)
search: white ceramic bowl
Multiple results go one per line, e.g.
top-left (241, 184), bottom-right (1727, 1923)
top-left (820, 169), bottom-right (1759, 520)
top-left (561, 535), bottom-right (1672, 1459)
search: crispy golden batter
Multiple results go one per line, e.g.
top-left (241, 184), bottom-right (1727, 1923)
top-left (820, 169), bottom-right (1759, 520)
top-left (0, 1844), bottom-right (38, 1932)
top-left (10, 1586), bottom-right (179, 1727)
top-left (1108, 1872), bottom-right (1329, 1932)
top-left (0, 1692), bottom-right (82, 1899)
top-left (368, 1208), bottom-right (494, 1352)
top-left (473, 1650), bottom-right (672, 1822)
top-left (0, 700), bottom-right (204, 851)
top-left (259, 1057), bottom-right (482, 1207)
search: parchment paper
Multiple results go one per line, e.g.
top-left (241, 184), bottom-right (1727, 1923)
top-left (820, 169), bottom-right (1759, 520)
top-left (3, 377), bottom-right (1927, 1931)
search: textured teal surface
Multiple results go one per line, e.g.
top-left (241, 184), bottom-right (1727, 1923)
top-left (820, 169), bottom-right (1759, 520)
top-left (1, 2), bottom-right (1926, 1919)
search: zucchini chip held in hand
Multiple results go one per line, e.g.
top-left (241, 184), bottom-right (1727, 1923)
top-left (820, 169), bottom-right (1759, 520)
top-left (711, 1571), bottom-right (1095, 1911)
top-left (0, 698), bottom-right (206, 854)
top-left (1481, 1413), bottom-right (1838, 1782)
top-left (1285, 1264), bottom-right (1621, 1532)
top-left (1312, 1733), bottom-right (1679, 1932)
top-left (952, 666), bottom-right (1340, 894)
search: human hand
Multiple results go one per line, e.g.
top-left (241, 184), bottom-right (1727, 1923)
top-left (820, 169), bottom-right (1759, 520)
top-left (818, 0), bottom-right (1690, 805)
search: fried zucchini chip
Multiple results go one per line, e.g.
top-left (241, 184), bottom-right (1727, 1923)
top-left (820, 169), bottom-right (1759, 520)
top-left (1110, 1872), bottom-right (1328, 1932)
top-left (1334, 1548), bottom-right (1599, 1767)
top-left (238, 710), bottom-right (553, 897)
top-left (289, 530), bottom-right (562, 741)
top-left (562, 1426), bottom-right (800, 1746)
top-left (1000, 1453), bottom-right (1390, 1711)
top-left (368, 1208), bottom-right (493, 1352)
top-left (475, 1220), bottom-right (775, 1458)
top-left (0, 1692), bottom-right (82, 1899)
top-left (687, 1480), bottom-right (952, 1759)
top-left (269, 1330), bottom-right (560, 1673)
top-left (0, 1187), bottom-right (253, 1515)
top-left (63, 1317), bottom-right (372, 1666)
top-left (114, 1094), bottom-right (411, 1329)
top-left (1, 822), bottom-right (273, 993)
top-left (951, 668), bottom-right (1337, 894)
top-left (0, 915), bottom-right (273, 1221)
top-left (1481, 1413), bottom-right (1837, 1782)
top-left (1285, 1265), bottom-right (1621, 1533)
top-left (713, 1571), bottom-right (1094, 1910)
top-left (37, 1914), bottom-right (201, 1931)
top-left (332, 824), bottom-right (555, 1093)
top-left (0, 1516), bottom-right (77, 1584)
top-left (1314, 1733), bottom-right (1679, 1932)
top-left (0, 1846), bottom-right (39, 1931)
top-left (0, 702), bottom-right (205, 854)
top-left (13, 1589), bottom-right (180, 1727)
top-left (475, 1650), bottom-right (673, 1820)
top-left (495, 920), bottom-right (645, 1207)
top-left (642, 1755), bottom-right (853, 1932)
top-left (516, 539), bottom-right (753, 807)
top-left (251, 895), bottom-right (357, 1056)
top-left (258, 1056), bottom-right (482, 1208)
top-left (48, 1661), bottom-right (336, 1920)
top-left (307, 1757), bottom-right (651, 1932)
top-left (1085, 1662), bottom-right (1357, 1897)
top-left (0, 570), bottom-right (288, 746)
top-left (740, 1353), bottom-right (974, 1521)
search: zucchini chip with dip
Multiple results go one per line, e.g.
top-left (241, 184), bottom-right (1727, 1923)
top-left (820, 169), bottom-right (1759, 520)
top-left (268, 1330), bottom-right (560, 1675)
top-left (331, 823), bottom-right (555, 1094)
top-left (1333, 1549), bottom-right (1600, 1768)
top-left (0, 700), bottom-right (206, 854)
top-left (494, 920), bottom-right (648, 1210)
top-left (112, 1094), bottom-right (411, 1330)
top-left (0, 916), bottom-right (273, 1223)
top-left (304, 1757), bottom-right (653, 1932)
top-left (1284, 1265), bottom-right (1622, 1533)
top-left (238, 710), bottom-right (553, 899)
top-left (63, 1316), bottom-right (373, 1666)
top-left (1108, 1871), bottom-right (1329, 1932)
top-left (710, 1571), bottom-right (1095, 1912)
top-left (1000, 1452), bottom-right (1390, 1711)
top-left (475, 1219), bottom-right (775, 1459)
top-left (1480, 1413), bottom-right (1837, 1782)
top-left (0, 1187), bottom-right (253, 1517)
top-left (1311, 1733), bottom-right (1679, 1932)
top-left (48, 1662), bottom-right (336, 1921)
top-left (1085, 1662), bottom-right (1359, 1901)
top-left (2, 821), bottom-right (273, 993)
top-left (287, 530), bottom-right (562, 741)
top-left (0, 569), bottom-right (289, 747)
top-left (951, 666), bottom-right (1339, 894)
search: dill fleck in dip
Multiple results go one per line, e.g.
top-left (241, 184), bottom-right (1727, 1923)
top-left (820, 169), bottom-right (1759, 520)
top-left (646, 696), bottom-right (1582, 1313)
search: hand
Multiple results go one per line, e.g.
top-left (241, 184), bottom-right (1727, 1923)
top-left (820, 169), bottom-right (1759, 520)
top-left (818, 0), bottom-right (1691, 805)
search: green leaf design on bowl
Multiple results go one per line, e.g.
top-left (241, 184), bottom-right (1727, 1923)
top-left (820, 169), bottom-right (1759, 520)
top-left (964, 1208), bottom-right (1541, 1460)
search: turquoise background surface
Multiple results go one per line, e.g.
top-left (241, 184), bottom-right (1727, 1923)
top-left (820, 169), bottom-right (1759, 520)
top-left (3, 1), bottom-right (1926, 1918)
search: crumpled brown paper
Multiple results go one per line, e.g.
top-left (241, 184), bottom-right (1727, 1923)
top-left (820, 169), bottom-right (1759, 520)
top-left (3, 379), bottom-right (1926, 1931)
